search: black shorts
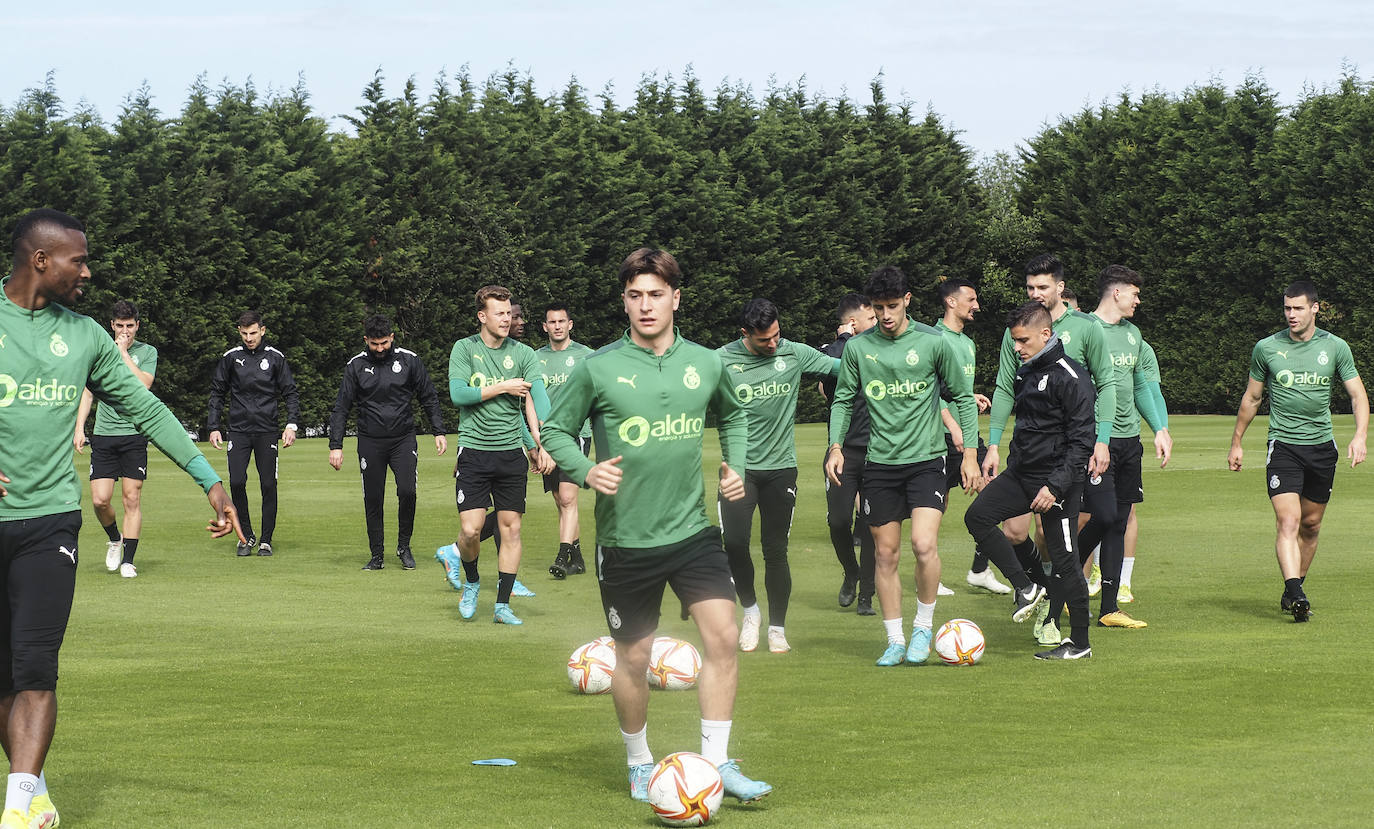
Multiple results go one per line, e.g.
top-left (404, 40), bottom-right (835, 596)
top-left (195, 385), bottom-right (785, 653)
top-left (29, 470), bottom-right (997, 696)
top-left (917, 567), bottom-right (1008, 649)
top-left (824, 445), bottom-right (866, 529)
top-left (943, 434), bottom-right (987, 493)
top-left (597, 526), bottom-right (736, 642)
top-left (1109, 437), bottom-right (1145, 504)
top-left (455, 447), bottom-right (528, 513)
top-left (542, 436), bottom-right (591, 492)
top-left (0, 511), bottom-right (80, 693)
top-left (861, 457), bottom-right (948, 525)
top-left (1267, 439), bottom-right (1338, 504)
top-left (89, 434), bottom-right (149, 481)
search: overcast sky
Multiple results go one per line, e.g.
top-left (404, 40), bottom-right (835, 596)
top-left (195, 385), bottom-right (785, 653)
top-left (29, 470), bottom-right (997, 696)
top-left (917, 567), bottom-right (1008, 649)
top-left (5, 1), bottom-right (1372, 159)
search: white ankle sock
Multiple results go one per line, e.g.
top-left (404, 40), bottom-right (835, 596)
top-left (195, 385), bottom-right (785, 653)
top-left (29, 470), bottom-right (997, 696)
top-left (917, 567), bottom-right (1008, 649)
top-left (883, 617), bottom-right (904, 645)
top-left (5, 773), bottom-right (38, 816)
top-left (621, 726), bottom-right (652, 766)
top-left (914, 600), bottom-right (935, 630)
top-left (1121, 557), bottom-right (1135, 586)
top-left (742, 604), bottom-right (761, 619)
top-left (700, 719), bottom-right (732, 766)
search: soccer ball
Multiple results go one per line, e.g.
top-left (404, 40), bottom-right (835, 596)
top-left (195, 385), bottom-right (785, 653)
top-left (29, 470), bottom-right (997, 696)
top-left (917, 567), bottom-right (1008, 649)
top-left (934, 618), bottom-right (985, 665)
top-left (647, 636), bottom-right (701, 690)
top-left (567, 638), bottom-right (616, 694)
top-left (647, 751), bottom-right (724, 826)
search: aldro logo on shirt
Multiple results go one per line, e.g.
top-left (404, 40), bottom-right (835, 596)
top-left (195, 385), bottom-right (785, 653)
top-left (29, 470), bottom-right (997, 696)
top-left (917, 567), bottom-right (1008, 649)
top-left (864, 377), bottom-right (929, 401)
top-left (1274, 369), bottom-right (1331, 389)
top-left (1111, 352), bottom-right (1137, 368)
top-left (617, 413), bottom-right (705, 447)
top-left (735, 379), bottom-right (793, 404)
top-left (0, 375), bottom-right (81, 408)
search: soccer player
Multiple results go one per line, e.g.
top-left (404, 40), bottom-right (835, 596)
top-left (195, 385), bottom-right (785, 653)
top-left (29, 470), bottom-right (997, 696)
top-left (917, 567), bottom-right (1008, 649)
top-left (436, 286), bottom-right (551, 625)
top-left (964, 301), bottom-right (1096, 659)
top-left (933, 278), bottom-right (1008, 595)
top-left (825, 266), bottom-right (980, 667)
top-left (207, 310), bottom-right (301, 557)
top-left (1118, 339), bottom-right (1170, 601)
top-left (72, 300), bottom-right (157, 578)
top-left (819, 294), bottom-right (878, 615)
top-left (1229, 281), bottom-right (1367, 622)
top-left (0, 208), bottom-right (240, 829)
top-left (328, 314), bottom-right (447, 571)
top-left (717, 298), bottom-right (838, 653)
top-left (536, 303), bottom-right (595, 578)
top-left (542, 247), bottom-right (769, 804)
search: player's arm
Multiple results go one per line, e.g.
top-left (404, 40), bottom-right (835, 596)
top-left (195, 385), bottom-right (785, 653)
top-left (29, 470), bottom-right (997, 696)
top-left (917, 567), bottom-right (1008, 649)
top-left (940, 404), bottom-right (962, 451)
top-left (544, 363), bottom-right (598, 486)
top-left (984, 329), bottom-right (1018, 478)
top-left (825, 346), bottom-right (860, 485)
top-left (523, 377), bottom-right (554, 473)
top-left (207, 354), bottom-right (229, 448)
top-left (1229, 377), bottom-right (1266, 471)
top-left (277, 356), bottom-right (301, 447)
top-left (1045, 372), bottom-right (1097, 505)
top-left (1343, 374), bottom-right (1368, 467)
top-left (74, 388), bottom-right (95, 453)
top-left (712, 365), bottom-right (748, 498)
top-left (1133, 348), bottom-right (1171, 468)
top-left (796, 342), bottom-right (842, 378)
top-left (935, 337), bottom-right (982, 493)
top-left (410, 357), bottom-right (448, 456)
top-left (327, 363), bottom-right (357, 471)
top-left (1081, 323), bottom-right (1115, 475)
top-left (116, 336), bottom-right (154, 388)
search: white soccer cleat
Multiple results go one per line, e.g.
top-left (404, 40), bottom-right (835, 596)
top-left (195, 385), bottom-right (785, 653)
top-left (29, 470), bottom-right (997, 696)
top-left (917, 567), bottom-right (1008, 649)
top-left (738, 614), bottom-right (760, 652)
top-left (106, 539), bottom-right (123, 572)
top-left (937, 582), bottom-right (955, 596)
top-left (767, 628), bottom-right (791, 653)
top-left (966, 568), bottom-right (1012, 594)
top-left (119, 562), bottom-right (137, 579)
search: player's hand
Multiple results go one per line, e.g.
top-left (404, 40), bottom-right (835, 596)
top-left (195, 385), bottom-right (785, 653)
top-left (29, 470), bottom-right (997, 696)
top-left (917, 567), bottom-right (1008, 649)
top-left (1348, 437), bottom-right (1366, 468)
top-left (981, 445), bottom-right (1000, 480)
top-left (209, 430), bottom-right (224, 449)
top-left (115, 329), bottom-right (133, 351)
top-left (948, 424), bottom-right (964, 453)
top-left (532, 448), bottom-right (555, 475)
top-left (584, 456), bottom-right (623, 495)
top-left (718, 462), bottom-right (745, 501)
top-left (1227, 445), bottom-right (1243, 472)
top-left (435, 434), bottom-right (448, 456)
top-left (1154, 429), bottom-right (1173, 469)
top-left (824, 444), bottom-right (845, 486)
top-left (328, 449), bottom-right (343, 470)
top-left (1030, 485), bottom-right (1058, 514)
top-left (1089, 442), bottom-right (1111, 476)
top-left (206, 482), bottom-right (246, 541)
top-left (497, 378), bottom-right (532, 398)
top-left (74, 428), bottom-right (87, 454)
top-left (282, 427), bottom-right (297, 447)
top-left (960, 454), bottom-right (984, 495)
top-left (974, 393), bottom-right (991, 414)
top-left (0, 467), bottom-right (9, 498)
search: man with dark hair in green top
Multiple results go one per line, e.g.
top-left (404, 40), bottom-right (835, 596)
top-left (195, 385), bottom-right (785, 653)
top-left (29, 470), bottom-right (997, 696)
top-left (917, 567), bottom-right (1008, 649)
top-left (1229, 281), bottom-right (1367, 622)
top-left (537, 302), bottom-right (595, 579)
top-left (543, 247), bottom-right (771, 805)
top-left (826, 265), bottom-right (981, 667)
top-left (0, 208), bottom-right (241, 829)
top-left (72, 299), bottom-right (157, 578)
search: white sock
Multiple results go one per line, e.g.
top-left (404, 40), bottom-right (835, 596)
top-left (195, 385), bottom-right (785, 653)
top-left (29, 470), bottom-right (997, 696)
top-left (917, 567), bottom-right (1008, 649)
top-left (1092, 544), bottom-right (1101, 566)
top-left (5, 773), bottom-right (38, 816)
top-left (883, 617), bottom-right (904, 645)
top-left (34, 772), bottom-right (46, 797)
top-left (700, 719), bottom-right (732, 766)
top-left (914, 600), bottom-right (935, 631)
top-left (742, 604), bottom-right (761, 619)
top-left (621, 726), bottom-right (652, 767)
top-left (766, 625), bottom-right (784, 636)
top-left (1121, 557), bottom-right (1135, 586)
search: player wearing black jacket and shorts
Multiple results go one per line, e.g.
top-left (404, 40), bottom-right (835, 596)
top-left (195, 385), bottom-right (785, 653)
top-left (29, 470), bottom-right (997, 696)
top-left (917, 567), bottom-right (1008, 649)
top-left (328, 315), bottom-right (448, 571)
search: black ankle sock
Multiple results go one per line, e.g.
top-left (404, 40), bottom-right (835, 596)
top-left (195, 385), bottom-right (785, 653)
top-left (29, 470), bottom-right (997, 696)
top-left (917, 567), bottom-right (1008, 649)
top-left (497, 571), bottom-right (515, 604)
top-left (462, 558), bottom-right (480, 584)
top-left (122, 538), bottom-right (139, 565)
top-left (102, 521), bottom-right (121, 542)
top-left (1285, 577), bottom-right (1305, 598)
top-left (559, 542), bottom-right (575, 556)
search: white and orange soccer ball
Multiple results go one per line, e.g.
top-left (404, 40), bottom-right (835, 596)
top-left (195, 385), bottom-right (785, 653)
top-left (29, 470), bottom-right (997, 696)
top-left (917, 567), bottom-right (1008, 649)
top-left (647, 751), bottom-right (724, 827)
top-left (934, 618), bottom-right (985, 665)
top-left (646, 636), bottom-right (701, 690)
top-left (567, 637), bottom-right (616, 694)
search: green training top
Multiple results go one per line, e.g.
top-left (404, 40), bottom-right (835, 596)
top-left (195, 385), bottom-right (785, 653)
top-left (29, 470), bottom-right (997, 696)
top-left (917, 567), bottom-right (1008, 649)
top-left (543, 329), bottom-right (747, 549)
top-left (448, 334), bottom-right (542, 450)
top-left (1249, 328), bottom-right (1359, 445)
top-left (0, 282), bottom-right (219, 520)
top-left (1097, 317), bottom-right (1168, 438)
top-left (538, 340), bottom-right (595, 439)
top-left (92, 340), bottom-right (158, 436)
top-left (717, 337), bottom-right (837, 470)
top-left (989, 306), bottom-right (1116, 445)
top-left (1136, 340), bottom-right (1169, 430)
top-left (935, 320), bottom-right (979, 435)
top-left (828, 318), bottom-right (977, 465)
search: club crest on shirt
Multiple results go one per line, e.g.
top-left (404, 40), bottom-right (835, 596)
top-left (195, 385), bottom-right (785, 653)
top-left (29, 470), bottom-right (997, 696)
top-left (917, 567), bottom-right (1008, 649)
top-left (905, 349), bottom-right (919, 366)
top-left (392, 360), bottom-right (402, 373)
top-left (566, 355), bottom-right (575, 367)
top-left (683, 365), bottom-right (701, 389)
top-left (503, 355), bottom-right (514, 370)
top-left (1038, 375), bottom-right (1048, 391)
top-left (1319, 351), bottom-right (1329, 365)
top-left (50, 333), bottom-right (68, 357)
top-left (1127, 333), bottom-right (1136, 345)
top-left (1061, 332), bottom-right (1072, 345)
top-left (774, 358), bottom-right (786, 372)
top-left (260, 357), bottom-right (269, 371)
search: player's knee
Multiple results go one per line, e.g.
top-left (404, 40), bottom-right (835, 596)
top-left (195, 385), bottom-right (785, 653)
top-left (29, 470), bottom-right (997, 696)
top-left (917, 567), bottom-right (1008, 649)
top-left (1274, 514), bottom-right (1301, 537)
top-left (121, 492), bottom-right (141, 512)
top-left (1299, 515), bottom-right (1322, 536)
top-left (91, 491), bottom-right (113, 511)
top-left (9, 648), bottom-right (59, 693)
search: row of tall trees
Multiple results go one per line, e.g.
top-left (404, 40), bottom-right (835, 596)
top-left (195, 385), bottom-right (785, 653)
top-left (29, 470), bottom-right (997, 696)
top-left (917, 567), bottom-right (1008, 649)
top-left (3, 69), bottom-right (1373, 428)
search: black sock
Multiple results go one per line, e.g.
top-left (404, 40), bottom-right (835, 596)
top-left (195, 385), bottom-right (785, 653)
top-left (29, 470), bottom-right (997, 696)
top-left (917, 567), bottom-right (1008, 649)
top-left (102, 521), bottom-right (121, 542)
top-left (462, 558), bottom-right (480, 584)
top-left (122, 538), bottom-right (139, 565)
top-left (1285, 577), bottom-right (1305, 598)
top-left (571, 539), bottom-right (582, 558)
top-left (497, 571), bottom-right (515, 604)
top-left (1299, 575), bottom-right (1305, 584)
top-left (559, 542), bottom-right (575, 557)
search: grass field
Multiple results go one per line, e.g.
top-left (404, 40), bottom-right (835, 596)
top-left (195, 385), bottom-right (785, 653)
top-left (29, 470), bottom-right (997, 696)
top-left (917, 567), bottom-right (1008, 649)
top-left (57, 416), bottom-right (1374, 827)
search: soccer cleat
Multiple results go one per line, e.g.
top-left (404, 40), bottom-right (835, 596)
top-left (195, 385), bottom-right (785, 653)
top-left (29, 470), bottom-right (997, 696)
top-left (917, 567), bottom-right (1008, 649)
top-left (1, 808), bottom-right (27, 829)
top-left (236, 536), bottom-right (257, 557)
top-left (1088, 563), bottom-right (1102, 596)
top-left (738, 614), bottom-right (761, 652)
top-left (1098, 610), bottom-right (1147, 628)
top-left (362, 556), bottom-right (385, 571)
top-left (856, 594), bottom-right (875, 616)
top-left (767, 628), bottom-right (791, 653)
top-left (493, 602), bottom-right (523, 625)
top-left (966, 568), bottom-right (1012, 594)
top-left (105, 539), bottom-right (123, 572)
top-left (1034, 639), bottom-right (1092, 660)
top-left (1032, 601), bottom-right (1051, 638)
top-left (937, 582), bottom-right (955, 596)
top-left (1289, 596), bottom-right (1311, 623)
top-left (565, 549), bottom-right (587, 575)
top-left (1280, 593), bottom-right (1315, 616)
top-left (718, 761), bottom-right (772, 803)
top-left (511, 579), bottom-right (536, 598)
top-left (29, 792), bottom-right (58, 828)
top-left (119, 562), bottom-right (137, 579)
top-left (876, 641), bottom-right (906, 666)
top-left (396, 545), bottom-right (415, 570)
top-left (1012, 584), bottom-right (1047, 623)
top-left (838, 578), bottom-right (857, 607)
top-left (1036, 619), bottom-right (1062, 646)
top-left (628, 763), bottom-right (654, 801)
top-left (459, 582), bottom-right (480, 619)
top-left (257, 541), bottom-right (273, 557)
top-left (549, 548), bottom-right (571, 579)
top-left (434, 544), bottom-right (465, 590)
top-left (1118, 583), bottom-right (1134, 603)
top-left (905, 627), bottom-right (932, 664)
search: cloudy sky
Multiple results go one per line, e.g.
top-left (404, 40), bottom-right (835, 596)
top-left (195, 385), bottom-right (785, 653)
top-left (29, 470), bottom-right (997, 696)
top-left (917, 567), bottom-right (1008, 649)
top-left (5, 0), bottom-right (1372, 158)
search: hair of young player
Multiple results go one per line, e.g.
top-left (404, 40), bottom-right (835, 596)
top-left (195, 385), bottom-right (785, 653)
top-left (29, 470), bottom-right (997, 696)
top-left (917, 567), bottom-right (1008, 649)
top-left (1284, 280), bottom-right (1320, 304)
top-left (475, 285), bottom-right (512, 312)
top-left (1060, 285), bottom-right (1078, 304)
top-left (364, 314), bottom-right (393, 339)
top-left (1007, 300), bottom-right (1053, 331)
top-left (110, 299), bottom-right (140, 322)
top-left (237, 310), bottom-right (263, 328)
top-left (937, 277), bottom-right (976, 304)
top-left (739, 298), bottom-right (779, 333)
top-left (618, 247), bottom-right (681, 289)
top-left (864, 265), bottom-right (908, 301)
top-left (544, 302), bottom-right (571, 320)
top-left (836, 292), bottom-right (871, 321)
top-left (1024, 253), bottom-right (1065, 281)
top-left (1097, 264), bottom-right (1142, 297)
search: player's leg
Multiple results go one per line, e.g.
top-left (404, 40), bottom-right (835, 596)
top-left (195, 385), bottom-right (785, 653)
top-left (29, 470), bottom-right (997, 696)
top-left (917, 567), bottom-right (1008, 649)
top-left (226, 433), bottom-right (256, 551)
top-left (717, 472), bottom-right (761, 651)
top-left (906, 505), bottom-right (944, 663)
top-left (253, 433), bottom-right (279, 552)
top-left (392, 435), bottom-right (419, 569)
top-left (1120, 505), bottom-right (1138, 597)
top-left (1297, 497), bottom-right (1328, 578)
top-left (1267, 439), bottom-right (1330, 621)
top-left (869, 519), bottom-right (906, 663)
top-left (491, 448), bottom-right (530, 623)
top-left (1035, 484), bottom-right (1092, 660)
top-left (358, 435), bottom-right (389, 569)
top-left (1296, 440), bottom-right (1338, 580)
top-left (963, 472), bottom-right (1047, 623)
top-left (824, 449), bottom-right (861, 606)
top-left (546, 444), bottom-right (582, 577)
top-left (117, 476), bottom-right (144, 574)
top-left (89, 470), bottom-right (121, 573)
top-left (755, 468), bottom-right (797, 652)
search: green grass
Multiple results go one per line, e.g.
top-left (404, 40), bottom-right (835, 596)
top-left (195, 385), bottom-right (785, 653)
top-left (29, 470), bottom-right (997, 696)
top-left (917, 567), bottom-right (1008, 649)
top-left (57, 417), bottom-right (1374, 827)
